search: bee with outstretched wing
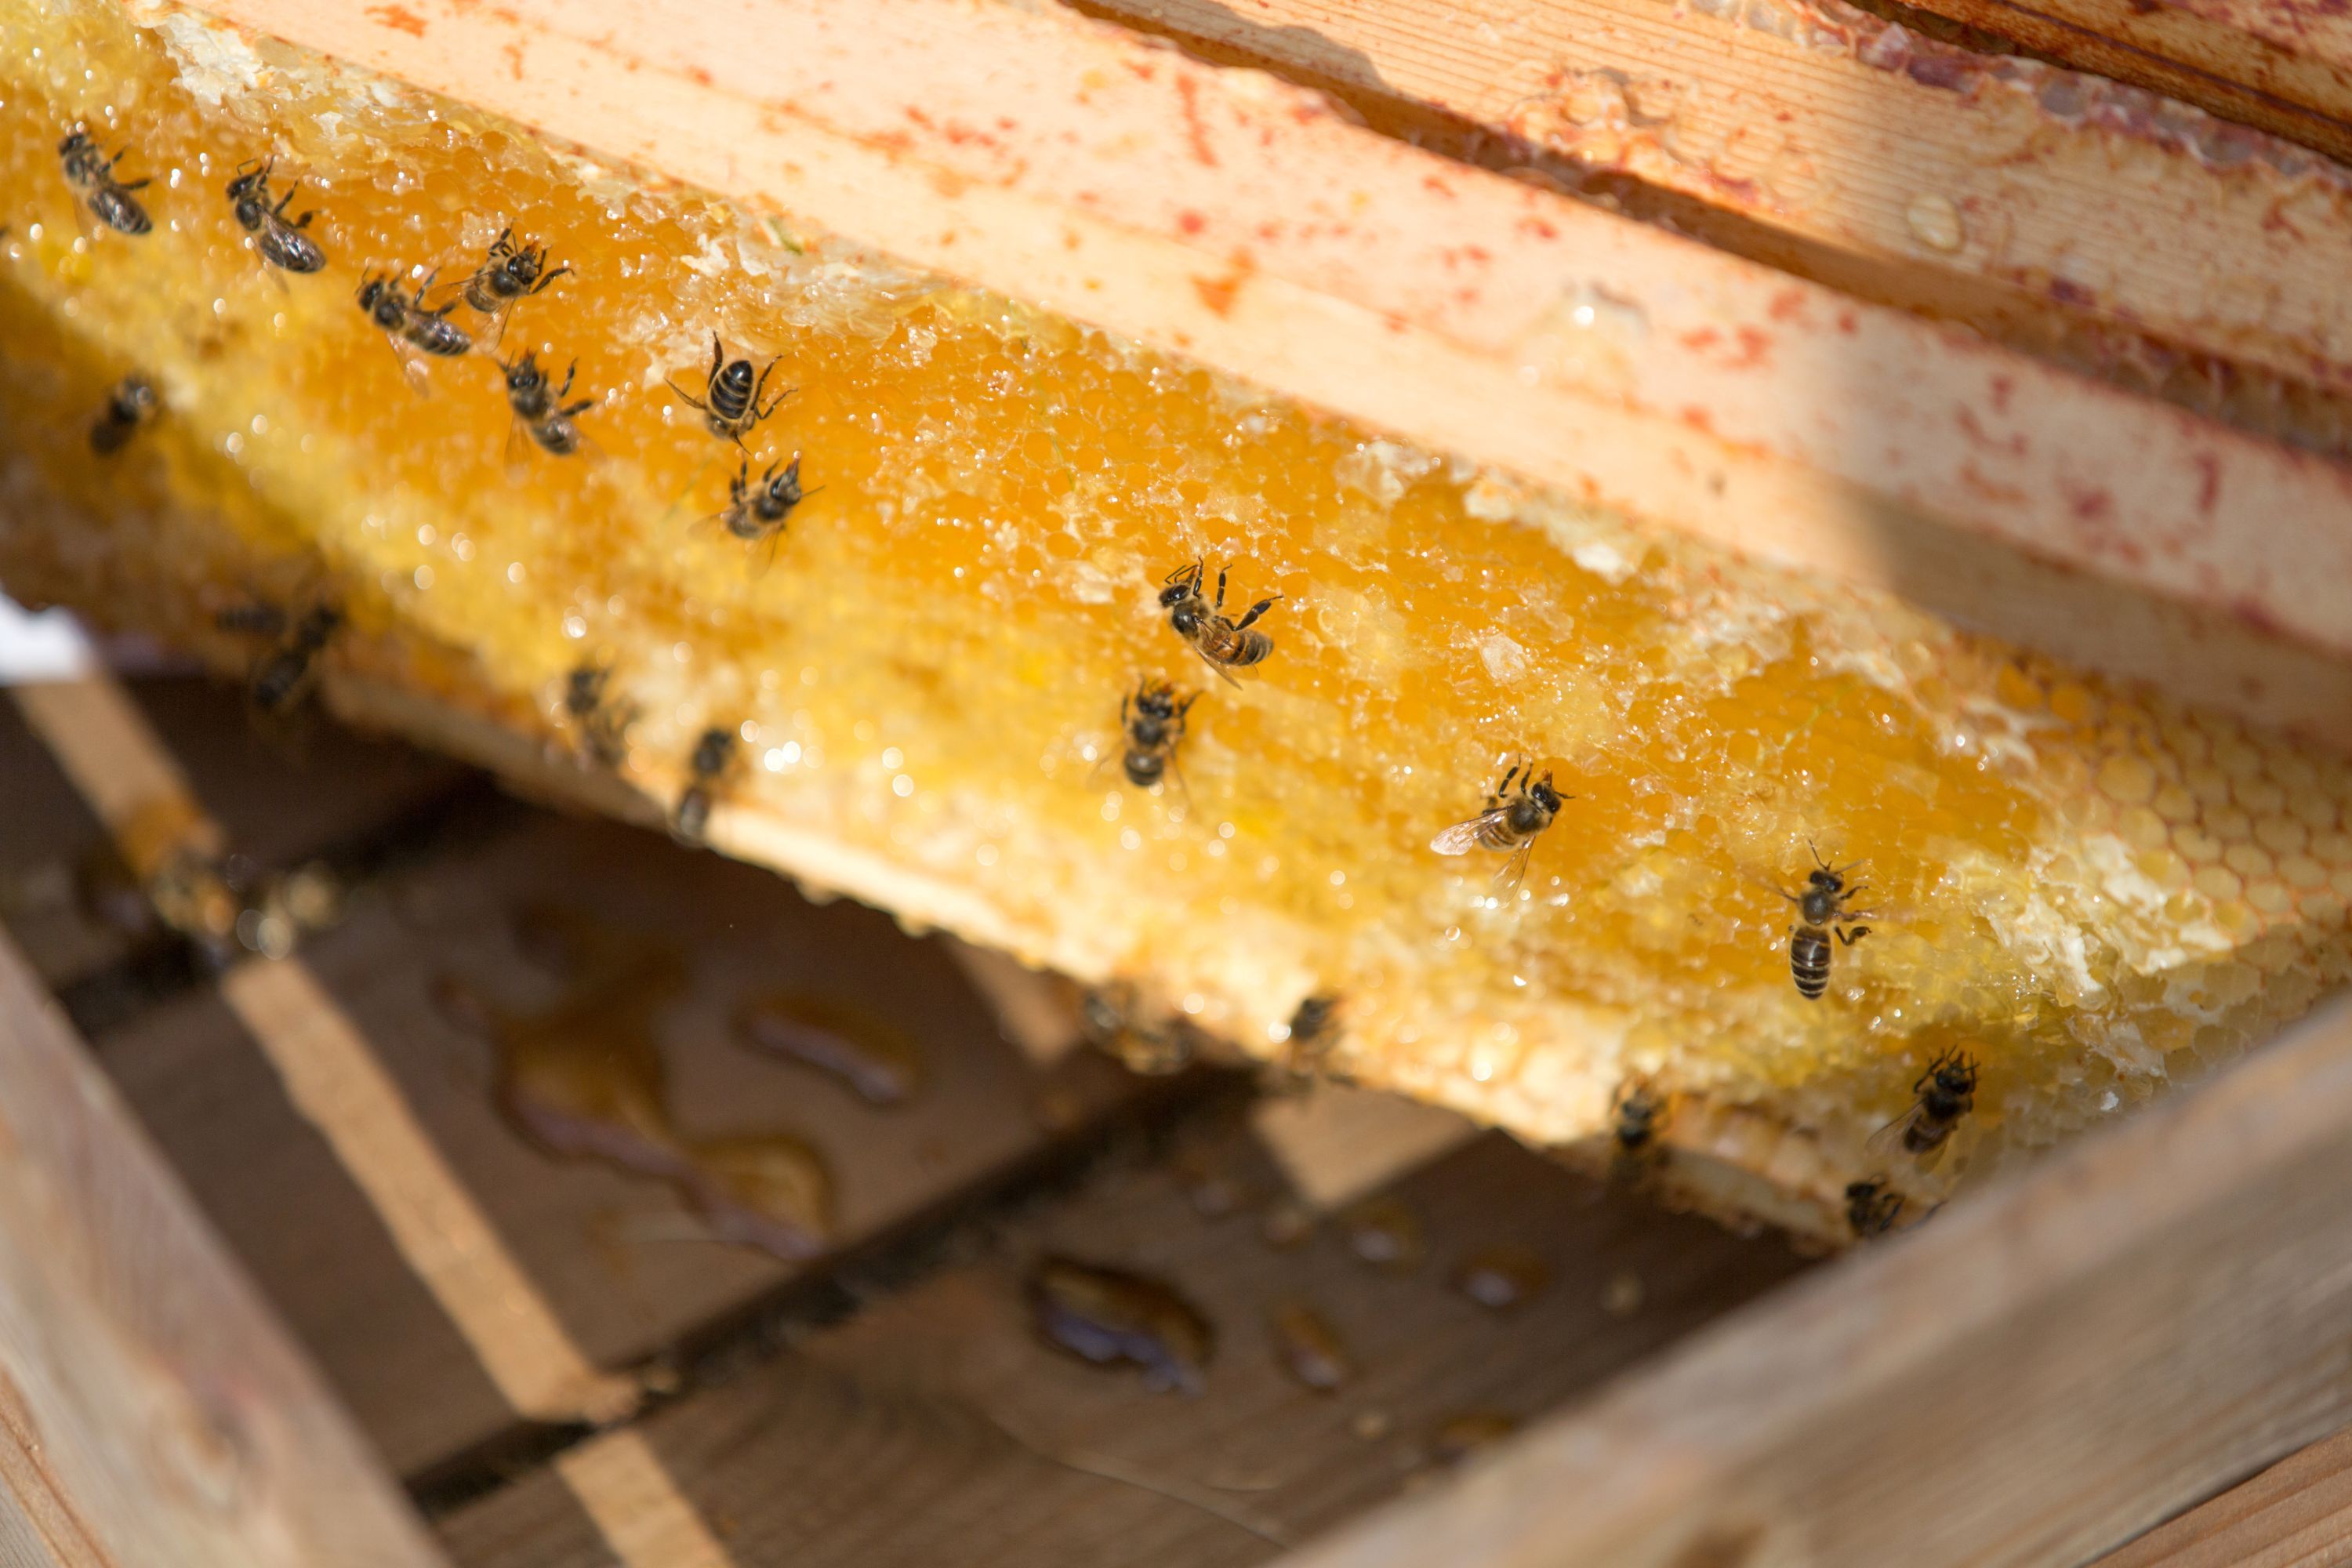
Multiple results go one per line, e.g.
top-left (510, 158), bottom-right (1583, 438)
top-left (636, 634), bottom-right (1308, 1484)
top-left (1865, 1048), bottom-right (1978, 1170)
top-left (1430, 758), bottom-right (1570, 891)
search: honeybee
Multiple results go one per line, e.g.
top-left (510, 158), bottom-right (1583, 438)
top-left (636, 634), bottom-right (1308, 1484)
top-left (217, 599), bottom-right (343, 716)
top-left (673, 725), bottom-right (739, 845)
top-left (706, 456), bottom-right (808, 572)
top-left (358, 270), bottom-right (468, 359)
top-left (1867, 1049), bottom-right (1978, 1167)
top-left (499, 350), bottom-right (595, 459)
top-left (1159, 561), bottom-right (1279, 685)
top-left (1429, 759), bottom-right (1570, 891)
top-left (563, 662), bottom-right (633, 768)
top-left (1279, 993), bottom-right (1343, 1078)
top-left (1780, 847), bottom-right (1872, 1000)
top-left (668, 334), bottom-right (789, 445)
top-left (1845, 1175), bottom-right (1905, 1239)
top-left (1115, 678), bottom-right (1198, 793)
top-left (454, 227), bottom-right (568, 341)
top-left (225, 160), bottom-right (326, 273)
top-left (58, 128), bottom-right (151, 235)
top-left (1608, 1075), bottom-right (1668, 1184)
top-left (89, 374), bottom-right (160, 456)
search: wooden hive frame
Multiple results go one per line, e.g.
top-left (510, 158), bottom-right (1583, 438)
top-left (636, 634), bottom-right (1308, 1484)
top-left (9, 0), bottom-right (2352, 1562)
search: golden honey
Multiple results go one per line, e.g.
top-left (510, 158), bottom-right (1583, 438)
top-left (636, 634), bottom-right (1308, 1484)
top-left (4, 0), bottom-right (2350, 1239)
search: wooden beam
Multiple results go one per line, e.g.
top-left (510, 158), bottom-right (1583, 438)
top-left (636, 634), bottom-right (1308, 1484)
top-left (180, 0), bottom-right (2352, 747)
top-left (1897, 0), bottom-right (2352, 169)
top-left (1272, 992), bottom-right (2352, 1568)
top-left (1080, 0), bottom-right (2352, 428)
top-left (2092, 1425), bottom-right (2352, 1565)
top-left (0, 924), bottom-right (445, 1567)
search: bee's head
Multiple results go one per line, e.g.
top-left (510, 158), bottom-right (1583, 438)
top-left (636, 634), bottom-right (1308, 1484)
top-left (1808, 867), bottom-right (1842, 891)
top-left (1527, 772), bottom-right (1564, 813)
top-left (1134, 683), bottom-right (1177, 720)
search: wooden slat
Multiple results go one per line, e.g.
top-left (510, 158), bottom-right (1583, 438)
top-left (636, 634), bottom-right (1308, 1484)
top-left (184, 0), bottom-right (2352, 750)
top-left (1275, 991), bottom-right (2352, 1568)
top-left (1900, 0), bottom-right (2352, 169)
top-left (437, 1105), bottom-right (1808, 1566)
top-left (1083, 0), bottom-right (2352, 430)
top-left (100, 811), bottom-right (1142, 1478)
top-left (0, 924), bottom-right (445, 1566)
top-left (2093, 1426), bottom-right (2352, 1567)
top-left (0, 677), bottom-right (465, 989)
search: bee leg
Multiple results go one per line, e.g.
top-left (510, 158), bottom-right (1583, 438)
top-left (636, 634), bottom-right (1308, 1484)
top-left (1835, 924), bottom-right (1871, 946)
top-left (1167, 752), bottom-right (1193, 814)
top-left (1214, 565), bottom-right (1229, 612)
top-left (708, 333), bottom-right (725, 380)
top-left (666, 376), bottom-right (710, 416)
top-left (1231, 594), bottom-right (1281, 631)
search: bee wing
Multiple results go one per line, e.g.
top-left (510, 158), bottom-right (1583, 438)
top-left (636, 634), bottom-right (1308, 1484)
top-left (418, 270), bottom-right (473, 313)
top-left (1494, 838), bottom-right (1535, 891)
top-left (748, 524), bottom-right (788, 580)
top-left (1430, 809), bottom-right (1506, 857)
top-left (1863, 1102), bottom-right (1930, 1162)
top-left (1186, 644), bottom-right (1245, 688)
top-left (503, 413), bottom-right (532, 479)
top-left (381, 333), bottom-right (436, 398)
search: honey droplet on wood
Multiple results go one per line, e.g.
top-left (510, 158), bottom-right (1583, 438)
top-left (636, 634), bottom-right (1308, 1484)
top-left (1269, 1302), bottom-right (1353, 1392)
top-left (1027, 1256), bottom-right (1214, 1395)
top-left (1454, 1246), bottom-right (1550, 1310)
top-left (735, 989), bottom-right (924, 1105)
top-left (1904, 192), bottom-right (1965, 254)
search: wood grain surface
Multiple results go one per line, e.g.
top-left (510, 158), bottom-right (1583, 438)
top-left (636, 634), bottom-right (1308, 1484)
top-left (99, 812), bottom-right (1142, 1478)
top-left (1083, 0), bottom-right (2352, 429)
top-left (1278, 992), bottom-right (2352, 1568)
top-left (437, 1106), bottom-right (1807, 1566)
top-left (0, 924), bottom-right (445, 1566)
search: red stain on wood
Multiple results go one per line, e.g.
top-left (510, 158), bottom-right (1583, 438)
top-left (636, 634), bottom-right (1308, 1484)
top-left (1990, 376), bottom-right (2014, 414)
top-left (1956, 407), bottom-right (2026, 455)
top-left (1176, 76), bottom-right (1218, 167)
top-left (1730, 326), bottom-right (1771, 368)
top-left (366, 3), bottom-right (428, 35)
top-left (1194, 271), bottom-right (1243, 317)
top-left (1178, 210), bottom-right (1207, 236)
top-left (2195, 452), bottom-right (2222, 514)
top-left (1767, 289), bottom-right (1807, 323)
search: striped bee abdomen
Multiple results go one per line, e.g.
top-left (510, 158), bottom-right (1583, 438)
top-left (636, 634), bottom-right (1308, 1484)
top-left (1790, 926), bottom-right (1831, 1000)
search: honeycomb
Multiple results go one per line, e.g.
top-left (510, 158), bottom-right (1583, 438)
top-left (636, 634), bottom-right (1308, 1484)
top-left (4, 0), bottom-right (2350, 1241)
